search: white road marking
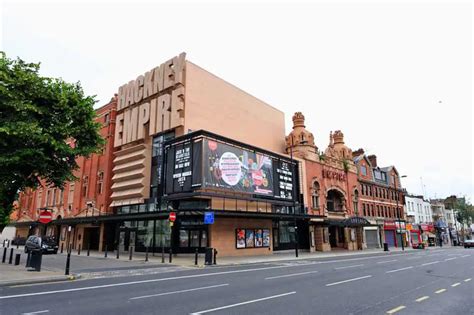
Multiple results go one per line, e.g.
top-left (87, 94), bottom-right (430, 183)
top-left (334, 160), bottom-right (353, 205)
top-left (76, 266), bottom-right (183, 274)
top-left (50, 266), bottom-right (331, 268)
top-left (189, 291), bottom-right (296, 314)
top-left (435, 289), bottom-right (446, 294)
top-left (415, 296), bottom-right (429, 302)
top-left (386, 266), bottom-right (413, 273)
top-left (265, 270), bottom-right (319, 280)
top-left (0, 264), bottom-right (313, 300)
top-left (386, 305), bottom-right (405, 314)
top-left (461, 255), bottom-right (471, 258)
top-left (334, 264), bottom-right (364, 270)
top-left (21, 311), bottom-right (49, 315)
top-left (130, 284), bottom-right (229, 300)
top-left (444, 257), bottom-right (457, 261)
top-left (421, 261), bottom-right (439, 266)
top-left (325, 275), bottom-right (372, 287)
top-left (464, 278), bottom-right (471, 282)
top-left (451, 282), bottom-right (461, 287)
top-left (377, 260), bottom-right (398, 264)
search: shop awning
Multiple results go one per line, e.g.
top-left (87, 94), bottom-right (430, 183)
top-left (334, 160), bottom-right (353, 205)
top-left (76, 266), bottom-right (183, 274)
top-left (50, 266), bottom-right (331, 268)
top-left (326, 216), bottom-right (373, 227)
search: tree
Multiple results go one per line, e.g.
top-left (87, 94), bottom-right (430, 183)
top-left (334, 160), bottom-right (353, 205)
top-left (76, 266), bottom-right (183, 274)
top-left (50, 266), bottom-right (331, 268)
top-left (454, 198), bottom-right (474, 240)
top-left (0, 52), bottom-right (104, 231)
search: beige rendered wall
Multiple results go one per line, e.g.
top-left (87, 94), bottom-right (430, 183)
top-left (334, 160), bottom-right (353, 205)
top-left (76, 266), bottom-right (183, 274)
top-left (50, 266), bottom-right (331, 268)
top-left (209, 217), bottom-right (272, 257)
top-left (184, 61), bottom-right (286, 153)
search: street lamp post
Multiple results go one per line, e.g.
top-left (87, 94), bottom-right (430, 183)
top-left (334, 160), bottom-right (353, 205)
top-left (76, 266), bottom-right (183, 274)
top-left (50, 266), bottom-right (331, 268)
top-left (394, 175), bottom-right (407, 251)
top-left (289, 136), bottom-right (299, 258)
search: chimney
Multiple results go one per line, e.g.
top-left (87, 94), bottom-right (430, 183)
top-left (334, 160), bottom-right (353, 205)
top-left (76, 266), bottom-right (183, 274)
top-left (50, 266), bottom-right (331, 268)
top-left (368, 155), bottom-right (377, 167)
top-left (353, 148), bottom-right (365, 157)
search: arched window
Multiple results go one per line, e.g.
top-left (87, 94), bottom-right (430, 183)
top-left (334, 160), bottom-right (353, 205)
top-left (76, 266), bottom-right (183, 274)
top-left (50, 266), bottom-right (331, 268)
top-left (311, 181), bottom-right (320, 209)
top-left (327, 189), bottom-right (344, 212)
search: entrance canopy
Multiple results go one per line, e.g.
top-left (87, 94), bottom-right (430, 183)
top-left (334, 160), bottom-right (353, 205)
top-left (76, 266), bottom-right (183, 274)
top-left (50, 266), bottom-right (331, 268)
top-left (326, 216), bottom-right (373, 227)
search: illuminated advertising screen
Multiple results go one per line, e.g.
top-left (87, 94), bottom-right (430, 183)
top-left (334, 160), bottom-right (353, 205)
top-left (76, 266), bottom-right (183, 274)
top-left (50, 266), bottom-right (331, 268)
top-left (203, 139), bottom-right (274, 196)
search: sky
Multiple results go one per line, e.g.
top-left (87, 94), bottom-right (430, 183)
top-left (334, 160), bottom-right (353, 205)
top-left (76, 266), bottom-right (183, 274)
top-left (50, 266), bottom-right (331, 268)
top-left (1, 0), bottom-right (472, 201)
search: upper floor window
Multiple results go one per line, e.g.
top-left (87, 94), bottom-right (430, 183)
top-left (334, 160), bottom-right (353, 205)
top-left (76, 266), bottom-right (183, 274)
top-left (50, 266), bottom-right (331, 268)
top-left (360, 165), bottom-right (367, 176)
top-left (97, 171), bottom-right (104, 194)
top-left (311, 181), bottom-right (320, 209)
top-left (104, 113), bottom-right (110, 124)
top-left (82, 176), bottom-right (89, 198)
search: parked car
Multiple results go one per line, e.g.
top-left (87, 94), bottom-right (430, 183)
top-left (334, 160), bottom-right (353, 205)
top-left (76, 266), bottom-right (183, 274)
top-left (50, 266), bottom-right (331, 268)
top-left (464, 239), bottom-right (474, 248)
top-left (24, 236), bottom-right (59, 254)
top-left (12, 236), bottom-right (27, 246)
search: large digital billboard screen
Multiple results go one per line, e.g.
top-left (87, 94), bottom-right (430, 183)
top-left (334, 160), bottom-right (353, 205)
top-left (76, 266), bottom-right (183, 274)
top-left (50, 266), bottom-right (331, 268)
top-left (203, 139), bottom-right (274, 196)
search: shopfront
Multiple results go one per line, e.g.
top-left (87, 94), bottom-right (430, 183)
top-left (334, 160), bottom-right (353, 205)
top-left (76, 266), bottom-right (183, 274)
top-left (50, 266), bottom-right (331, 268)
top-left (384, 221), bottom-right (396, 247)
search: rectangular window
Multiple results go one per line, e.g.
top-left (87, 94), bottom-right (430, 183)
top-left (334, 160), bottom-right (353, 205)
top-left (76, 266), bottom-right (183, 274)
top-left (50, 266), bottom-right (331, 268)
top-left (36, 190), bottom-right (43, 209)
top-left (361, 165), bottom-right (367, 176)
top-left (68, 183), bottom-right (75, 207)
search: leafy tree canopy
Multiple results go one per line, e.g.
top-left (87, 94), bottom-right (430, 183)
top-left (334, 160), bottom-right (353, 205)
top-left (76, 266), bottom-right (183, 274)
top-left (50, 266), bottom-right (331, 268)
top-left (0, 52), bottom-right (104, 230)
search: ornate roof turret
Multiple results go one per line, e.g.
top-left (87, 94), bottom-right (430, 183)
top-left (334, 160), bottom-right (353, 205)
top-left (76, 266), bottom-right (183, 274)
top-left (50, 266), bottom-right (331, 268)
top-left (325, 130), bottom-right (353, 160)
top-left (285, 112), bottom-right (318, 160)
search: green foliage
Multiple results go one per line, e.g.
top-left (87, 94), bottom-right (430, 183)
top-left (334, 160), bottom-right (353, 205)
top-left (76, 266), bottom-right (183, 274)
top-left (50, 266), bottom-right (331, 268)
top-left (342, 158), bottom-right (350, 173)
top-left (318, 151), bottom-right (326, 161)
top-left (0, 52), bottom-right (104, 230)
top-left (454, 198), bottom-right (473, 226)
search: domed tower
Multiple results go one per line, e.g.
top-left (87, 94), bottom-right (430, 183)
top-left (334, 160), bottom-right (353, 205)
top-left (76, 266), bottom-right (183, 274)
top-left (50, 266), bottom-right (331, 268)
top-left (285, 112), bottom-right (318, 160)
top-left (325, 130), bottom-right (353, 160)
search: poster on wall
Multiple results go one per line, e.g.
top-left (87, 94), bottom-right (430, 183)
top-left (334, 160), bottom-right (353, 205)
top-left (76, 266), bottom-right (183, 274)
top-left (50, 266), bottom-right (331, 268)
top-left (262, 229), bottom-right (270, 247)
top-left (255, 229), bottom-right (263, 247)
top-left (245, 229), bottom-right (255, 247)
top-left (203, 139), bottom-right (274, 196)
top-left (236, 229), bottom-right (246, 248)
top-left (236, 228), bottom-right (270, 249)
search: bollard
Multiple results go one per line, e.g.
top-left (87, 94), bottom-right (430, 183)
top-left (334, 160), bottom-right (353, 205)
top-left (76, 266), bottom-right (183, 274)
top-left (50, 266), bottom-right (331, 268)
top-left (104, 245), bottom-right (108, 258)
top-left (17, 242), bottom-right (19, 249)
top-left (61, 243), bottom-right (64, 254)
top-left (213, 249), bottom-right (217, 265)
top-left (32, 251), bottom-right (42, 272)
top-left (2, 240), bottom-right (5, 247)
top-left (145, 246), bottom-right (149, 262)
top-left (195, 248), bottom-right (198, 265)
top-left (65, 252), bottom-right (71, 275)
top-left (161, 245), bottom-right (165, 263)
top-left (116, 247), bottom-right (120, 259)
top-left (2, 247), bottom-right (6, 263)
top-left (78, 245), bottom-right (81, 256)
top-left (15, 253), bottom-right (21, 266)
top-left (9, 248), bottom-right (14, 264)
top-left (7, 240), bottom-right (10, 248)
top-left (169, 248), bottom-right (172, 263)
top-left (26, 251), bottom-right (31, 267)
top-left (129, 246), bottom-right (133, 261)
top-left (87, 242), bottom-right (90, 256)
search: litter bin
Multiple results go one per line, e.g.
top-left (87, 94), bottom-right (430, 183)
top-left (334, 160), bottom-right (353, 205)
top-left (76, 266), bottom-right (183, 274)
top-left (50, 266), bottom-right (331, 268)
top-left (205, 247), bottom-right (213, 265)
top-left (29, 250), bottom-right (43, 271)
top-left (383, 243), bottom-right (389, 252)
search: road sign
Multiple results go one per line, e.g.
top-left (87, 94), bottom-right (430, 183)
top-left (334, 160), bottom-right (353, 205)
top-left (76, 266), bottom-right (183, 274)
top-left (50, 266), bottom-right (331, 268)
top-left (38, 210), bottom-right (52, 224)
top-left (204, 212), bottom-right (214, 224)
top-left (169, 212), bottom-right (176, 222)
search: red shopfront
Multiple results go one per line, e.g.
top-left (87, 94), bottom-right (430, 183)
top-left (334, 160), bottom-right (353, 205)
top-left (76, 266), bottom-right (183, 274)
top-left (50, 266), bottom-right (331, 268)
top-left (384, 221), bottom-right (397, 247)
top-left (409, 224), bottom-right (421, 246)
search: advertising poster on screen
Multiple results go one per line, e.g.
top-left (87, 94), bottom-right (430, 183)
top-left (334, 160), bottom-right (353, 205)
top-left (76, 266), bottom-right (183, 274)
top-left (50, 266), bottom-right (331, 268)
top-left (203, 139), bottom-right (274, 195)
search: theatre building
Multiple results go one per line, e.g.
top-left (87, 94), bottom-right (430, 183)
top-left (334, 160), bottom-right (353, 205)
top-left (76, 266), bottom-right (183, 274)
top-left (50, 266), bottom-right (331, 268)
top-left (102, 52), bottom-right (307, 256)
top-left (11, 53), bottom-right (308, 256)
top-left (285, 112), bottom-right (371, 252)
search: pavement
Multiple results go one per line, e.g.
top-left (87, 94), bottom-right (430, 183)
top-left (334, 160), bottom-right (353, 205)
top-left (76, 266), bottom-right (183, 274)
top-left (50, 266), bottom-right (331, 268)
top-left (1, 246), bottom-right (473, 314)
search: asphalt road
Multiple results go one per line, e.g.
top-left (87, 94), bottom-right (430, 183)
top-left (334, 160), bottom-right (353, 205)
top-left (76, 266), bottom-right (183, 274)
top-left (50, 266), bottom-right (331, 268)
top-left (1, 247), bottom-right (473, 315)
